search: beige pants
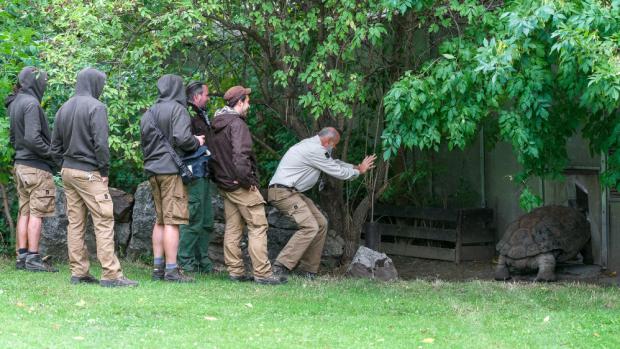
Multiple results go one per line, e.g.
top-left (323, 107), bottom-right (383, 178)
top-left (221, 187), bottom-right (272, 278)
top-left (61, 168), bottom-right (122, 280)
top-left (14, 164), bottom-right (56, 217)
top-left (268, 188), bottom-right (327, 273)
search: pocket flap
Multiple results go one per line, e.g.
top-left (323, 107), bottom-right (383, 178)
top-left (35, 188), bottom-right (56, 198)
top-left (94, 193), bottom-right (112, 202)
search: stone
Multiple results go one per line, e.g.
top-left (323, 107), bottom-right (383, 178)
top-left (109, 187), bottom-right (134, 223)
top-left (127, 181), bottom-right (156, 259)
top-left (346, 246), bottom-right (398, 281)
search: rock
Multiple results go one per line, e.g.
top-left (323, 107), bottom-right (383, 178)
top-left (109, 187), bottom-right (134, 223)
top-left (346, 246), bottom-right (398, 281)
top-left (128, 181), bottom-right (156, 259)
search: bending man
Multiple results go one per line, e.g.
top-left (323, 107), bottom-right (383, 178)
top-left (269, 127), bottom-right (376, 279)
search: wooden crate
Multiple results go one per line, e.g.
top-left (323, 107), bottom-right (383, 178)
top-left (363, 205), bottom-right (495, 263)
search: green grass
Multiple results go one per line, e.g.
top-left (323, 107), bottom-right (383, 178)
top-left (0, 258), bottom-right (618, 349)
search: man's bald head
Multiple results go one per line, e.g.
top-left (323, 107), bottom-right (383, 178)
top-left (318, 127), bottom-right (340, 150)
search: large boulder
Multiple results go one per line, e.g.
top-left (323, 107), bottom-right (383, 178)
top-left (40, 186), bottom-right (134, 260)
top-left (127, 181), bottom-right (344, 269)
top-left (346, 246), bottom-right (398, 281)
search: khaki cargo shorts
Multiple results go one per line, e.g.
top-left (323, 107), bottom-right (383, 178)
top-left (148, 174), bottom-right (189, 225)
top-left (13, 164), bottom-right (56, 217)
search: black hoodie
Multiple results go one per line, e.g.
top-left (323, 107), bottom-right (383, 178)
top-left (7, 66), bottom-right (54, 173)
top-left (51, 68), bottom-right (110, 176)
top-left (140, 74), bottom-right (199, 175)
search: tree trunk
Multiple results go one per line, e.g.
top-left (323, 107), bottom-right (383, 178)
top-left (0, 183), bottom-right (15, 247)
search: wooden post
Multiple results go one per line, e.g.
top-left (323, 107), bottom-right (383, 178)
top-left (455, 210), bottom-right (463, 264)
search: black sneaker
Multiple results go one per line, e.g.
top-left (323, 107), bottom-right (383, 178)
top-left (272, 263), bottom-right (289, 281)
top-left (255, 275), bottom-right (287, 285)
top-left (25, 254), bottom-right (58, 273)
top-left (100, 276), bottom-right (139, 288)
top-left (70, 274), bottom-right (99, 285)
top-left (164, 267), bottom-right (194, 283)
top-left (16, 254), bottom-right (26, 270)
top-left (229, 274), bottom-right (254, 282)
top-left (152, 264), bottom-right (165, 281)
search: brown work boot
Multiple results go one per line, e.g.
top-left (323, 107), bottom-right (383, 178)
top-left (25, 254), bottom-right (58, 273)
top-left (71, 274), bottom-right (99, 285)
top-left (229, 274), bottom-right (254, 282)
top-left (272, 263), bottom-right (289, 281)
top-left (164, 267), bottom-right (194, 283)
top-left (255, 275), bottom-right (287, 285)
top-left (152, 264), bottom-right (165, 281)
top-left (100, 276), bottom-right (139, 288)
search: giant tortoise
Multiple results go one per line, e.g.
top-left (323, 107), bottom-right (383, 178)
top-left (495, 205), bottom-right (592, 282)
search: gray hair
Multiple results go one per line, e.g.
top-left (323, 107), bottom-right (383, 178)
top-left (318, 127), bottom-right (339, 140)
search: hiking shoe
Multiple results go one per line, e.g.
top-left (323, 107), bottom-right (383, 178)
top-left (16, 254), bottom-right (26, 270)
top-left (152, 264), bottom-right (165, 281)
top-left (164, 267), bottom-right (194, 283)
top-left (70, 274), bottom-right (99, 285)
top-left (25, 254), bottom-right (58, 273)
top-left (272, 263), bottom-right (289, 281)
top-left (255, 275), bottom-right (287, 285)
top-left (229, 274), bottom-right (254, 282)
top-left (100, 276), bottom-right (139, 288)
top-left (296, 271), bottom-right (317, 280)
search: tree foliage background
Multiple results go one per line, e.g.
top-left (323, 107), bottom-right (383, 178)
top-left (2, 0), bottom-right (620, 261)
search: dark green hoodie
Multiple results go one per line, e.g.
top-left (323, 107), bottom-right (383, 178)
top-left (140, 74), bottom-right (199, 175)
top-left (7, 66), bottom-right (54, 172)
top-left (51, 68), bottom-right (110, 176)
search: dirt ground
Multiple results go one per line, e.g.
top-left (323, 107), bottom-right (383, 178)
top-left (390, 255), bottom-right (620, 286)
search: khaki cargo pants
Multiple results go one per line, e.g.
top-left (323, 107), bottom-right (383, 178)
top-left (61, 168), bottom-right (122, 280)
top-left (220, 187), bottom-right (272, 278)
top-left (14, 164), bottom-right (56, 218)
top-left (267, 188), bottom-right (327, 273)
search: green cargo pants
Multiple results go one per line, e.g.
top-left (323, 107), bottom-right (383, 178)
top-left (178, 177), bottom-right (213, 273)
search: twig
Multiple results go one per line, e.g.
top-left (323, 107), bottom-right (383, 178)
top-left (0, 183), bottom-right (15, 246)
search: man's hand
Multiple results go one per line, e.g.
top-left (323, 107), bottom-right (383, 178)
top-left (250, 185), bottom-right (258, 192)
top-left (195, 135), bottom-right (205, 146)
top-left (102, 176), bottom-right (109, 186)
top-left (357, 154), bottom-right (377, 174)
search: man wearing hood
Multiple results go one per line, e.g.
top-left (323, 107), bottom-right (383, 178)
top-left (6, 66), bottom-right (57, 272)
top-left (51, 67), bottom-right (137, 287)
top-left (177, 81), bottom-right (214, 274)
top-left (209, 85), bottom-right (284, 285)
top-left (140, 74), bottom-right (204, 283)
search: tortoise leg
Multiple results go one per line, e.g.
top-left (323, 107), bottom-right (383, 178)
top-left (535, 253), bottom-right (556, 282)
top-left (580, 238), bottom-right (594, 265)
top-left (495, 255), bottom-right (511, 281)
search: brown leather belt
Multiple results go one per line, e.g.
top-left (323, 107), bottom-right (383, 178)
top-left (268, 184), bottom-right (297, 191)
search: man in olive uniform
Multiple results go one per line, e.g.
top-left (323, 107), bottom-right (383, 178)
top-left (269, 127), bottom-right (376, 279)
top-left (51, 67), bottom-right (137, 287)
top-left (209, 85), bottom-right (284, 285)
top-left (178, 81), bottom-right (214, 273)
top-left (6, 66), bottom-right (57, 272)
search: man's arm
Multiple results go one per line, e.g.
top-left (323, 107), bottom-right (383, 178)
top-left (22, 103), bottom-right (51, 160)
top-left (172, 107), bottom-right (200, 152)
top-left (230, 119), bottom-right (257, 188)
top-left (306, 149), bottom-right (360, 181)
top-left (50, 111), bottom-right (64, 169)
top-left (90, 105), bottom-right (110, 177)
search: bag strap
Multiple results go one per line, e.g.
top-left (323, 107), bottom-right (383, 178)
top-left (144, 109), bottom-right (193, 176)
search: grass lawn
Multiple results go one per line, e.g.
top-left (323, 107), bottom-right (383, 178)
top-left (0, 258), bottom-right (618, 348)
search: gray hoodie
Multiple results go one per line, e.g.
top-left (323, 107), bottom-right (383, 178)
top-left (51, 68), bottom-right (110, 176)
top-left (140, 74), bottom-right (199, 175)
top-left (7, 66), bottom-right (55, 172)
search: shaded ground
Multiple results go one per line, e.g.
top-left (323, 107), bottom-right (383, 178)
top-left (391, 255), bottom-right (620, 286)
